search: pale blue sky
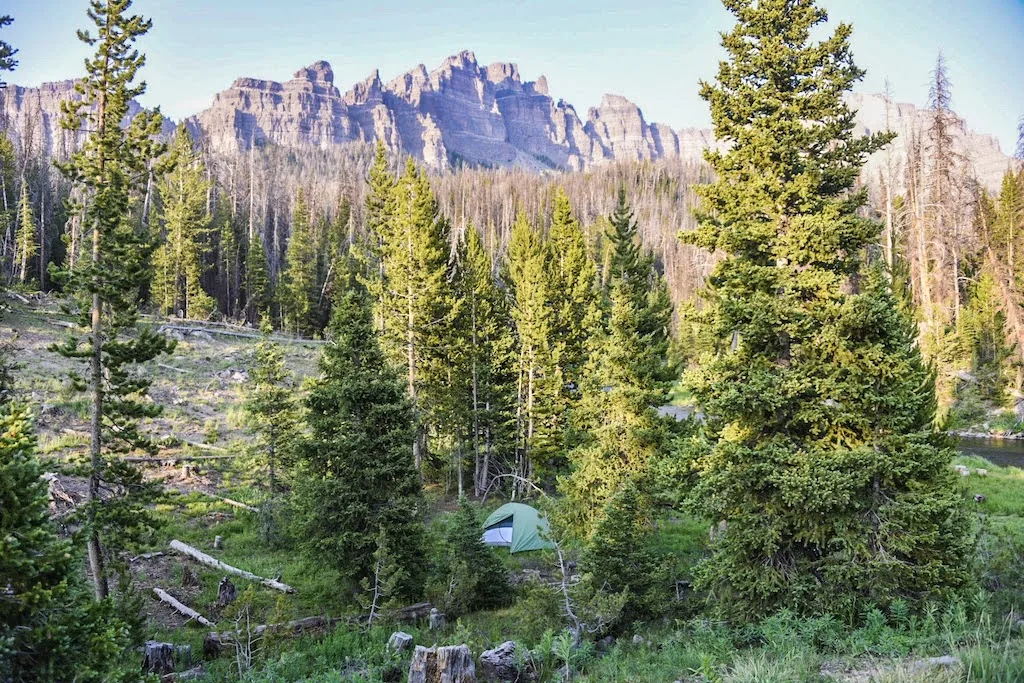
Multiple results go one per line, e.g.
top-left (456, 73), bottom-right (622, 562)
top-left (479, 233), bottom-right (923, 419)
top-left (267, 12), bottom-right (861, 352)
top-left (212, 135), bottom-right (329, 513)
top-left (5, 0), bottom-right (1024, 152)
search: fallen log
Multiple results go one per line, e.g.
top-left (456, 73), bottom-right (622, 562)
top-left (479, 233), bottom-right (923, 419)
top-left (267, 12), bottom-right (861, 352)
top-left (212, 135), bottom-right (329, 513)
top-left (156, 324), bottom-right (326, 345)
top-left (207, 495), bottom-right (258, 513)
top-left (158, 362), bottom-right (193, 374)
top-left (203, 603), bottom-right (436, 657)
top-left (5, 290), bottom-right (30, 305)
top-left (153, 587), bottom-right (213, 627)
top-left (125, 454), bottom-right (235, 463)
top-left (169, 540), bottom-right (294, 593)
top-left (131, 551), bottom-right (165, 562)
top-left (204, 615), bottom-right (340, 656)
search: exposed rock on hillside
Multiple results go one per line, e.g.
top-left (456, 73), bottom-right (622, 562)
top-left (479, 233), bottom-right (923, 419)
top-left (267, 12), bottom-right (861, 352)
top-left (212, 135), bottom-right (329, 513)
top-left (1, 51), bottom-right (1016, 190)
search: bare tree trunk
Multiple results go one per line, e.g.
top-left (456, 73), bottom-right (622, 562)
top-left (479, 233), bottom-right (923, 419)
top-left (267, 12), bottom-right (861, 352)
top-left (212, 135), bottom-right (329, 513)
top-left (88, 67), bottom-right (109, 601)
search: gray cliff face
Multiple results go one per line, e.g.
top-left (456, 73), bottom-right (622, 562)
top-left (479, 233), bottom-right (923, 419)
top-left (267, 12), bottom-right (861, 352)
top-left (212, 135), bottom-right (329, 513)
top-left (186, 51), bottom-right (721, 171)
top-left (0, 79), bottom-right (175, 158)
top-left (847, 92), bottom-right (1015, 194)
top-left (0, 52), bottom-right (1015, 191)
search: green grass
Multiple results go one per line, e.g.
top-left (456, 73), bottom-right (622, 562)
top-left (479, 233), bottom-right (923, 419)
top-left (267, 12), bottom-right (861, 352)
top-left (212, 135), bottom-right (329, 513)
top-left (668, 380), bottom-right (693, 406)
top-left (952, 455), bottom-right (1024, 517)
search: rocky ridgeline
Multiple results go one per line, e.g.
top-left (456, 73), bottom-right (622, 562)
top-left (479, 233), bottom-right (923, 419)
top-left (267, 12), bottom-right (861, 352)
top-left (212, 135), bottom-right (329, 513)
top-left (184, 51), bottom-right (739, 172)
top-left (0, 50), bottom-right (1017, 189)
top-left (0, 79), bottom-right (176, 159)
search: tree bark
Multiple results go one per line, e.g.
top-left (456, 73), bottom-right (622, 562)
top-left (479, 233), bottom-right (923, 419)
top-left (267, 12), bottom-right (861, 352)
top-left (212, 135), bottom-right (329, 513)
top-left (87, 18), bottom-right (111, 601)
top-left (153, 587), bottom-right (213, 627)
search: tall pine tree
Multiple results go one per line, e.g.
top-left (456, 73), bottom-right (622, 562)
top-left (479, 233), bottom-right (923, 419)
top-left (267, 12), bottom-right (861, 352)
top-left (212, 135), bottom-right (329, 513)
top-left (0, 403), bottom-right (139, 681)
top-left (13, 183), bottom-right (36, 285)
top-left (246, 325), bottom-right (300, 543)
top-left (546, 189), bottom-right (599, 443)
top-left (561, 191), bottom-right (675, 534)
top-left (681, 0), bottom-right (972, 619)
top-left (291, 262), bottom-right (426, 600)
top-left (375, 159), bottom-right (456, 472)
top-left (151, 125), bottom-right (214, 319)
top-left (280, 188), bottom-right (319, 336)
top-left (505, 212), bottom-right (558, 490)
top-left (453, 226), bottom-right (515, 497)
top-left (53, 0), bottom-right (172, 600)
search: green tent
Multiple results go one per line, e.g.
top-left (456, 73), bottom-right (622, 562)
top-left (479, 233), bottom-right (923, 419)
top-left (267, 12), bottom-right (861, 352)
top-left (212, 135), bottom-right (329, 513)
top-left (481, 502), bottom-right (554, 553)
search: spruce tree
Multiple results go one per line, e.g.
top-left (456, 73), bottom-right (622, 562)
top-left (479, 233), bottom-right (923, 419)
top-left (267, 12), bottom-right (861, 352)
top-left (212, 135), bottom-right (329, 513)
top-left (561, 191), bottom-right (675, 534)
top-left (0, 403), bottom-right (72, 677)
top-left (505, 211), bottom-right (559, 489)
top-left (682, 0), bottom-right (972, 619)
top-left (53, 0), bottom-right (172, 601)
top-left (994, 171), bottom-right (1023, 272)
top-left (280, 188), bottom-right (319, 336)
top-left (375, 159), bottom-right (456, 472)
top-left (546, 189), bottom-right (600, 439)
top-left (151, 125), bottom-right (214, 319)
top-left (14, 184), bottom-right (37, 285)
top-left (580, 481), bottom-right (661, 627)
top-left (357, 526), bottom-right (408, 625)
top-left (0, 403), bottom-right (137, 681)
top-left (361, 141), bottom-right (396, 331)
top-left (246, 325), bottom-right (300, 543)
top-left (246, 232), bottom-right (271, 323)
top-left (291, 262), bottom-right (425, 600)
top-left (454, 226), bottom-right (515, 496)
top-left (428, 497), bottom-right (510, 616)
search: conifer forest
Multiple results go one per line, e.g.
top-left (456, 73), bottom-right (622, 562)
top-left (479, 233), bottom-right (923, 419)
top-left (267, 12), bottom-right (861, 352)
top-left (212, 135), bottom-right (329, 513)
top-left (1, 1), bottom-right (1024, 681)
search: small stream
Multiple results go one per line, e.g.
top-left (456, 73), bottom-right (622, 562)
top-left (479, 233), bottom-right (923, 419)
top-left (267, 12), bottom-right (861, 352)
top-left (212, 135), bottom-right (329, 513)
top-left (956, 436), bottom-right (1024, 469)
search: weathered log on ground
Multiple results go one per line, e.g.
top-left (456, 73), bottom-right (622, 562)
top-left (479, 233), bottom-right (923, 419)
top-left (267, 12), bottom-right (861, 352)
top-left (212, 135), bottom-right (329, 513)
top-left (125, 452), bottom-right (233, 463)
top-left (408, 644), bottom-right (476, 683)
top-left (203, 603), bottom-right (436, 657)
top-left (153, 588), bottom-right (213, 627)
top-left (203, 615), bottom-right (340, 658)
top-left (169, 540), bottom-right (295, 593)
top-left (131, 551), bottom-right (165, 562)
top-left (156, 324), bottom-right (326, 345)
top-left (207, 495), bottom-right (258, 513)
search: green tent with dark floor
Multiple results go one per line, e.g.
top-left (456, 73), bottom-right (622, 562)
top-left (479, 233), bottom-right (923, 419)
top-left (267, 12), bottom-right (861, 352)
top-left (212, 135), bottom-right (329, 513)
top-left (481, 502), bottom-right (554, 553)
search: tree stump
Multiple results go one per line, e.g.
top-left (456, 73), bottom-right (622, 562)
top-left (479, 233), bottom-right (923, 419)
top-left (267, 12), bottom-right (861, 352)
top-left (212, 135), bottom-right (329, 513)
top-left (408, 644), bottom-right (475, 683)
top-left (213, 535), bottom-right (224, 550)
top-left (428, 607), bottom-right (446, 631)
top-left (181, 563), bottom-right (199, 588)
top-left (216, 577), bottom-right (237, 607)
top-left (142, 641), bottom-right (176, 675)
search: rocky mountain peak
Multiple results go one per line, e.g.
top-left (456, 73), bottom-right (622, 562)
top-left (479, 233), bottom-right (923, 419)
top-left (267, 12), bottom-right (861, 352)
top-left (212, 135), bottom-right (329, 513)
top-left (443, 50), bottom-right (479, 72)
top-left (485, 62), bottom-right (520, 86)
top-left (344, 68), bottom-right (383, 106)
top-left (293, 60), bottom-right (334, 85)
top-left (2, 49), bottom-right (998, 185)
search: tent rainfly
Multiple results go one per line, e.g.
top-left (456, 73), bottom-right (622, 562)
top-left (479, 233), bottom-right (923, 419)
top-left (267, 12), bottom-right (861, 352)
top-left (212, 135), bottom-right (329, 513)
top-left (481, 502), bottom-right (554, 553)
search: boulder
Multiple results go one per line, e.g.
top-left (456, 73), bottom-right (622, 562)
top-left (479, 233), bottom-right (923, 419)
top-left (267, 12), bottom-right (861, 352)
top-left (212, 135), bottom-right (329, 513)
top-left (478, 641), bottom-right (535, 682)
top-left (408, 644), bottom-right (475, 683)
top-left (387, 631), bottom-right (414, 653)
